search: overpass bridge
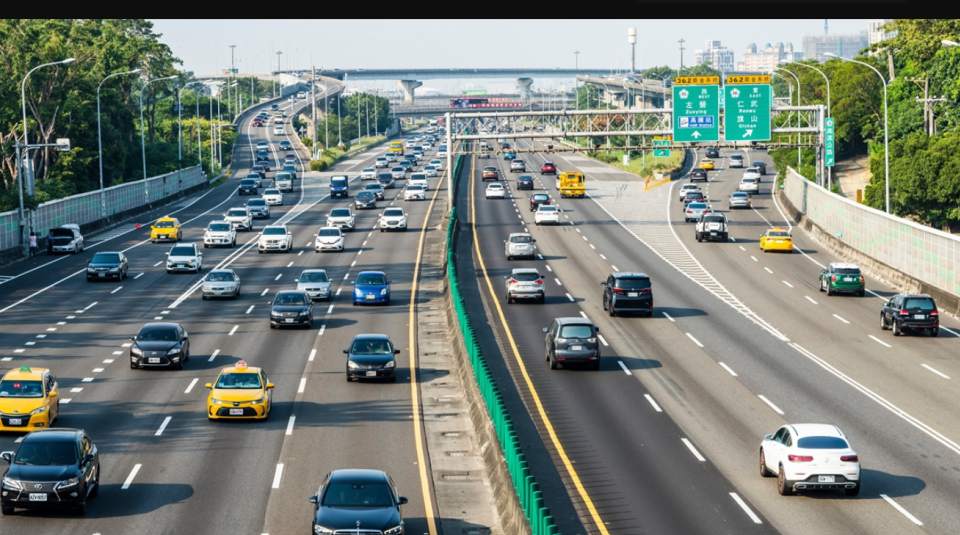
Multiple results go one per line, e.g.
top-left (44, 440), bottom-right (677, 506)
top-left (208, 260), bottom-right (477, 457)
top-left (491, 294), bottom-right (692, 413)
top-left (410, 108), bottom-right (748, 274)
top-left (577, 75), bottom-right (673, 108)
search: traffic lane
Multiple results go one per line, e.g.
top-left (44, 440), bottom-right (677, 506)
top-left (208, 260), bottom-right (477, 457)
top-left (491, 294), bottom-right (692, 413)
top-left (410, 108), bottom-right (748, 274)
top-left (528, 153), bottom-right (940, 534)
top-left (469, 158), bottom-right (775, 535)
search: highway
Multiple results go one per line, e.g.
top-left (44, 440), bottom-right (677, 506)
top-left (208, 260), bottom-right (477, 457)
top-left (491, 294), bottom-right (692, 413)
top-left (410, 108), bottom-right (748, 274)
top-left (0, 90), bottom-right (442, 534)
top-left (458, 133), bottom-right (960, 535)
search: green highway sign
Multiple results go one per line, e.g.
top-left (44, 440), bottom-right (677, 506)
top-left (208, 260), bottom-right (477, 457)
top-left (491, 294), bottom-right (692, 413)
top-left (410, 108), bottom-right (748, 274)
top-left (825, 117), bottom-right (835, 167)
top-left (652, 139), bottom-right (670, 157)
top-left (723, 84), bottom-right (771, 141)
top-left (673, 85), bottom-right (719, 143)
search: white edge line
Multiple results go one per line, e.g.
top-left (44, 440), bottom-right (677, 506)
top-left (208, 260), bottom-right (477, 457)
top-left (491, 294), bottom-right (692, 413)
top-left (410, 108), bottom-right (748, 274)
top-left (729, 493), bottom-right (763, 524)
top-left (681, 438), bottom-right (706, 462)
top-left (121, 464), bottom-right (142, 489)
top-left (617, 360), bottom-right (632, 375)
top-left (757, 395), bottom-right (785, 415)
top-left (718, 362), bottom-right (738, 376)
top-left (880, 494), bottom-right (923, 526)
top-left (644, 393), bottom-right (662, 412)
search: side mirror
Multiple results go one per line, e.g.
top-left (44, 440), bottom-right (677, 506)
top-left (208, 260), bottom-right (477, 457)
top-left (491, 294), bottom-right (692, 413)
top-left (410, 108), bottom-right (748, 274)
top-left (594, 327), bottom-right (600, 332)
top-left (308, 496), bottom-right (319, 505)
top-left (82, 453), bottom-right (95, 465)
top-left (387, 281), bottom-right (392, 284)
top-left (129, 336), bottom-right (136, 341)
top-left (198, 252), bottom-right (203, 256)
top-left (205, 383), bottom-right (213, 389)
top-left (1, 452), bottom-right (12, 463)
top-left (764, 434), bottom-right (773, 441)
top-left (87, 259), bottom-right (91, 263)
top-left (343, 349), bottom-right (349, 354)
top-left (542, 327), bottom-right (549, 333)
top-left (165, 252), bottom-right (170, 255)
top-left (398, 496), bottom-right (408, 505)
top-left (350, 281), bottom-right (356, 285)
top-left (600, 282), bottom-right (606, 286)
top-left (503, 240), bottom-right (507, 243)
top-left (266, 383), bottom-right (275, 389)
top-left (394, 349), bottom-right (401, 354)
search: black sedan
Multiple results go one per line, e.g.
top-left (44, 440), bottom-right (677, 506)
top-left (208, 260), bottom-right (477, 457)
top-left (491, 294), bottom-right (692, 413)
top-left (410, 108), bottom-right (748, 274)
top-left (517, 175), bottom-right (534, 190)
top-left (130, 322), bottom-right (190, 369)
top-left (344, 334), bottom-right (399, 382)
top-left (256, 150), bottom-right (269, 162)
top-left (751, 161), bottom-right (767, 175)
top-left (354, 191), bottom-right (378, 210)
top-left (690, 168), bottom-right (708, 182)
top-left (1, 429), bottom-right (100, 516)
top-left (279, 140), bottom-right (293, 151)
top-left (309, 469), bottom-right (407, 533)
top-left (85, 252), bottom-right (128, 281)
top-left (530, 193), bottom-right (550, 211)
top-left (705, 148), bottom-right (720, 158)
top-left (377, 173), bottom-right (396, 189)
top-left (270, 290), bottom-right (314, 329)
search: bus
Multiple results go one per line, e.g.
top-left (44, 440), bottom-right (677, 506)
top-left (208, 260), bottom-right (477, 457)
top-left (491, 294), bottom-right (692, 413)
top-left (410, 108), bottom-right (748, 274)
top-left (389, 141), bottom-right (404, 156)
top-left (450, 97), bottom-right (488, 108)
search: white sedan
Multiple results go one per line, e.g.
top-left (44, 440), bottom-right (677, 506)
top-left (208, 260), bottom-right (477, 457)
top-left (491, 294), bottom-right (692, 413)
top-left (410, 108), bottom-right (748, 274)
top-left (315, 227), bottom-right (344, 252)
top-left (274, 126), bottom-right (285, 135)
top-left (430, 159), bottom-right (444, 171)
top-left (743, 167), bottom-right (762, 181)
top-left (262, 188), bottom-right (283, 206)
top-left (760, 424), bottom-right (860, 496)
top-left (739, 177), bottom-right (759, 193)
top-left (404, 185), bottom-right (426, 201)
top-left (485, 183), bottom-right (506, 199)
top-left (360, 168), bottom-right (377, 180)
top-left (534, 205), bottom-right (560, 225)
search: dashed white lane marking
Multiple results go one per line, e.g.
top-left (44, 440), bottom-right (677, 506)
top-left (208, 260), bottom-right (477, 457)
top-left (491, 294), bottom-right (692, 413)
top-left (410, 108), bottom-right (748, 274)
top-left (155, 416), bottom-right (172, 436)
top-left (566, 293), bottom-right (575, 302)
top-left (730, 493), bottom-right (763, 524)
top-left (309, 349), bottom-right (317, 362)
top-left (228, 325), bottom-right (239, 336)
top-left (59, 398), bottom-right (71, 404)
top-left (103, 359), bottom-right (114, 364)
top-left (161, 310), bottom-right (170, 315)
top-left (70, 387), bottom-right (83, 393)
top-left (750, 256), bottom-right (758, 262)
top-left (579, 311), bottom-right (588, 319)
top-left (686, 333), bottom-right (704, 348)
top-left (643, 393), bottom-right (662, 412)
top-left (758, 395), bottom-right (785, 415)
top-left (922, 364), bottom-right (950, 379)
top-left (782, 281), bottom-right (793, 288)
top-left (111, 286), bottom-right (123, 294)
top-left (554, 278), bottom-right (562, 286)
top-left (82, 378), bottom-right (94, 383)
top-left (764, 267), bottom-right (773, 274)
top-left (153, 316), bottom-right (163, 320)
top-left (15, 436), bottom-right (24, 443)
top-left (336, 288), bottom-right (342, 296)
top-left (286, 262), bottom-right (294, 267)
top-left (589, 244), bottom-right (596, 249)
top-left (122, 343), bottom-right (132, 347)
top-left (545, 265), bottom-right (552, 272)
top-left (84, 302), bottom-right (97, 311)
top-left (869, 335), bottom-right (892, 348)
top-left (57, 321), bottom-right (66, 325)
top-left (121, 464), bottom-right (142, 489)
top-left (46, 327), bottom-right (56, 331)
top-left (66, 316), bottom-right (75, 319)
top-left (611, 265), bottom-right (619, 272)
top-left (597, 334), bottom-right (609, 347)
top-left (662, 311), bottom-right (675, 322)
top-left (272, 463), bottom-right (284, 489)
top-left (318, 324), bottom-right (326, 337)
top-left (575, 228), bottom-right (581, 233)
top-left (327, 304), bottom-right (334, 314)
top-left (832, 314), bottom-right (850, 324)
top-left (245, 305), bottom-right (255, 314)
top-left (261, 288), bottom-right (269, 297)
top-left (719, 362), bottom-right (738, 376)
top-left (298, 377), bottom-right (306, 394)
top-left (537, 254), bottom-right (544, 260)
top-left (350, 261), bottom-right (356, 267)
top-left (739, 245), bottom-right (746, 251)
top-left (880, 494), bottom-right (923, 525)
top-left (134, 273), bottom-right (145, 279)
top-left (343, 273), bottom-right (350, 280)
top-left (36, 334), bottom-right (45, 339)
top-left (92, 368), bottom-right (104, 373)
top-left (298, 251), bottom-right (303, 256)
top-left (274, 274), bottom-right (282, 281)
top-left (599, 254), bottom-right (607, 260)
top-left (617, 360), bottom-right (632, 375)
top-left (185, 378), bottom-right (199, 393)
top-left (286, 416), bottom-right (296, 436)
top-left (154, 261), bottom-right (163, 267)
top-left (805, 296), bottom-right (818, 304)
top-left (730, 237), bottom-right (736, 242)
top-left (12, 349), bottom-right (23, 354)
top-left (208, 349), bottom-right (220, 362)
top-left (681, 438), bottom-right (706, 462)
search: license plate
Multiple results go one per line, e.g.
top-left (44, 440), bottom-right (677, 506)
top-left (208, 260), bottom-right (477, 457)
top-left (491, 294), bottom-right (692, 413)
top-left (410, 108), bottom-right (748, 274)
top-left (285, 318), bottom-right (294, 323)
top-left (366, 371), bottom-right (377, 377)
top-left (98, 273), bottom-right (105, 277)
top-left (776, 240), bottom-right (783, 243)
top-left (9, 418), bottom-right (22, 425)
top-left (628, 292), bottom-right (639, 297)
top-left (229, 409), bottom-right (244, 416)
top-left (178, 264), bottom-right (185, 268)
top-left (215, 291), bottom-right (222, 295)
top-left (29, 493), bottom-right (47, 502)
top-left (818, 475), bottom-right (835, 483)
top-left (710, 232), bottom-right (717, 236)
top-left (914, 314), bottom-right (925, 319)
top-left (148, 358), bottom-right (160, 364)
top-left (570, 345), bottom-right (583, 351)
top-left (844, 277), bottom-right (853, 282)
top-left (366, 295), bottom-right (376, 300)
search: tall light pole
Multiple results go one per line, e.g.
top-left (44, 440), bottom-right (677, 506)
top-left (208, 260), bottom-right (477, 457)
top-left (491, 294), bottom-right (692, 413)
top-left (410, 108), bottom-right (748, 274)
top-left (789, 61), bottom-right (831, 188)
top-left (338, 93), bottom-right (345, 148)
top-left (825, 53), bottom-right (889, 213)
top-left (97, 68), bottom-right (142, 217)
top-left (775, 67), bottom-right (802, 169)
top-left (229, 44), bottom-right (237, 117)
top-left (140, 75), bottom-right (178, 185)
top-left (678, 39), bottom-right (685, 76)
top-left (17, 57), bottom-right (75, 254)
top-left (574, 51), bottom-right (580, 111)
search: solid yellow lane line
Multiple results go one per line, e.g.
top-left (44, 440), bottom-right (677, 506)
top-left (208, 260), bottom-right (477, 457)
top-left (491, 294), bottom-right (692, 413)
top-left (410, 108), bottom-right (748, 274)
top-left (410, 166), bottom-right (446, 535)
top-left (469, 156), bottom-right (611, 535)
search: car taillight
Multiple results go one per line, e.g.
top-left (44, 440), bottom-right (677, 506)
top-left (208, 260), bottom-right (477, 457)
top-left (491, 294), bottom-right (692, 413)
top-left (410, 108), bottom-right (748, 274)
top-left (612, 288), bottom-right (625, 294)
top-left (534, 279), bottom-right (543, 284)
top-left (788, 454), bottom-right (813, 462)
top-left (686, 210), bottom-right (693, 214)
top-left (831, 275), bottom-right (837, 282)
top-left (899, 310), bottom-right (910, 315)
top-left (840, 455), bottom-right (859, 462)
top-left (930, 310), bottom-right (938, 316)
top-left (859, 276), bottom-right (864, 283)
top-left (640, 289), bottom-right (652, 295)
top-left (508, 279), bottom-right (517, 284)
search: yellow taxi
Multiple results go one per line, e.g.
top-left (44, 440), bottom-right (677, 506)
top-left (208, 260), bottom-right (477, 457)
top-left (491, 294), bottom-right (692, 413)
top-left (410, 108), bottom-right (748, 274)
top-left (0, 366), bottom-right (59, 432)
top-left (150, 217), bottom-right (182, 243)
top-left (205, 361), bottom-right (273, 420)
top-left (760, 227), bottom-right (794, 252)
top-left (699, 160), bottom-right (715, 170)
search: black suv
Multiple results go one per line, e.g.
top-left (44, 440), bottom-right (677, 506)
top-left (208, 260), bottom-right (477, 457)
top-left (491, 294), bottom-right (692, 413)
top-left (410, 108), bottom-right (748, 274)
top-left (690, 168), bottom-right (708, 182)
top-left (86, 252), bottom-right (128, 282)
top-left (705, 148), bottom-right (720, 158)
top-left (601, 272), bottom-right (653, 316)
top-left (881, 294), bottom-right (939, 337)
top-left (239, 179), bottom-right (259, 196)
top-left (344, 334), bottom-right (400, 382)
top-left (517, 175), bottom-right (534, 190)
top-left (309, 469), bottom-right (407, 533)
top-left (530, 193), bottom-right (550, 211)
top-left (543, 318), bottom-right (601, 370)
top-left (1, 429), bottom-right (100, 516)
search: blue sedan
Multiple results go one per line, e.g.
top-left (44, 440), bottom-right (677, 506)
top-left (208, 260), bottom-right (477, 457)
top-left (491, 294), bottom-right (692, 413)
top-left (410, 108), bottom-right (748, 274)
top-left (351, 271), bottom-right (391, 305)
top-left (503, 151), bottom-right (517, 160)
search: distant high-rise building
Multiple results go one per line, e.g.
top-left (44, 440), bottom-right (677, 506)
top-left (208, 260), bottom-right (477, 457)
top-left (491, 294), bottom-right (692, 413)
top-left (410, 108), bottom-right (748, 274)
top-left (802, 32), bottom-right (869, 62)
top-left (867, 20), bottom-right (897, 55)
top-left (694, 40), bottom-right (735, 72)
top-left (736, 42), bottom-right (801, 72)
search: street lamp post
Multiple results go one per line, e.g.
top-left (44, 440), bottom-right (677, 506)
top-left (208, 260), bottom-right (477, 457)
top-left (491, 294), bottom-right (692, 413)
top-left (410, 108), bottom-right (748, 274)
top-left (825, 53), bottom-right (889, 213)
top-left (178, 80), bottom-right (201, 164)
top-left (97, 68), bottom-right (142, 217)
top-left (775, 68), bottom-right (802, 169)
top-left (575, 51), bottom-right (580, 111)
top-left (17, 57), bottom-right (75, 254)
top-left (140, 75), bottom-right (178, 192)
top-left (789, 61), bottom-right (832, 188)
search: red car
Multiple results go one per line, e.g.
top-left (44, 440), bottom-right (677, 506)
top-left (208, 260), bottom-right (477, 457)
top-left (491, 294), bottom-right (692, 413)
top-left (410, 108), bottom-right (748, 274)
top-left (252, 118), bottom-right (263, 127)
top-left (540, 162), bottom-right (556, 175)
top-left (259, 162), bottom-right (271, 172)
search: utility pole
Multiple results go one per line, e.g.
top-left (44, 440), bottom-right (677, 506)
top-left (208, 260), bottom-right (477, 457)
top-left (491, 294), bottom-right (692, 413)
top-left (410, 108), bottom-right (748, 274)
top-left (276, 51), bottom-right (283, 98)
top-left (229, 44), bottom-right (236, 117)
top-left (628, 28), bottom-right (636, 73)
top-left (312, 65), bottom-right (317, 158)
top-left (678, 39), bottom-right (685, 76)
top-left (905, 78), bottom-right (930, 135)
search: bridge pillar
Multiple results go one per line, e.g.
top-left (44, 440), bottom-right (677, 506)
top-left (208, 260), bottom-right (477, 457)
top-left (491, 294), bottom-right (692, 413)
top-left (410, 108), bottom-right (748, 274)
top-left (517, 78), bottom-right (534, 103)
top-left (396, 80), bottom-right (422, 104)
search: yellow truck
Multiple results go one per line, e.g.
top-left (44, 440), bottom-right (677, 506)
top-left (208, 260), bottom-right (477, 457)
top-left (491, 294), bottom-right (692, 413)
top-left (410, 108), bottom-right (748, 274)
top-left (558, 172), bottom-right (585, 198)
top-left (389, 141), bottom-right (404, 156)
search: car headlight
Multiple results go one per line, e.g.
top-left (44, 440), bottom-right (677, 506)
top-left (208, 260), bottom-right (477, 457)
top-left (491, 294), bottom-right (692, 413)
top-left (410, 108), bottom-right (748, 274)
top-left (167, 347), bottom-right (182, 355)
top-left (55, 477), bottom-right (79, 490)
top-left (30, 406), bottom-right (47, 415)
top-left (211, 398), bottom-right (225, 405)
top-left (380, 288), bottom-right (388, 296)
top-left (348, 361), bottom-right (360, 369)
top-left (2, 477), bottom-right (23, 491)
top-left (188, 259), bottom-right (196, 264)
top-left (384, 525), bottom-right (403, 535)
top-left (109, 267), bottom-right (120, 272)
top-left (131, 346), bottom-right (143, 356)
top-left (251, 397), bottom-right (265, 404)
top-left (298, 310), bottom-right (309, 316)
top-left (355, 288), bottom-right (364, 296)
top-left (67, 240), bottom-right (75, 245)
top-left (587, 338), bottom-right (597, 343)
top-left (225, 286), bottom-right (235, 291)
top-left (385, 360), bottom-right (396, 369)
top-left (314, 526), bottom-right (335, 535)
top-left (87, 267), bottom-right (95, 273)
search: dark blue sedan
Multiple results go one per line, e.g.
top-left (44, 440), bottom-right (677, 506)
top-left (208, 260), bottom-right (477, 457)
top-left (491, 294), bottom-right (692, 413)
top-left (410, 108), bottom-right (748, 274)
top-left (351, 271), bottom-right (391, 305)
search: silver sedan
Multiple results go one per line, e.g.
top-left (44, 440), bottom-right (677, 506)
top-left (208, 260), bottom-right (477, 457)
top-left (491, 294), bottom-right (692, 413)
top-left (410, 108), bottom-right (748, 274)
top-left (201, 269), bottom-right (241, 300)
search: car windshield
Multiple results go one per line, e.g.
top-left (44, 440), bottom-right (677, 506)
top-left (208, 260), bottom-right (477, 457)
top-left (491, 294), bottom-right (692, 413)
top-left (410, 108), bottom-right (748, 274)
top-left (688, 203), bottom-right (707, 210)
top-left (512, 272), bottom-right (541, 282)
top-left (365, 185), bottom-right (381, 190)
top-left (833, 267), bottom-right (860, 275)
top-left (703, 216), bottom-right (725, 223)
top-left (14, 441), bottom-right (78, 465)
top-left (544, 162), bottom-right (554, 166)
top-left (614, 278), bottom-right (651, 290)
top-left (412, 174), bottom-right (425, 180)
top-left (378, 174), bottom-right (392, 180)
top-left (91, 253), bottom-right (120, 263)
top-left (743, 178), bottom-right (756, 183)
top-left (300, 272), bottom-right (328, 283)
top-left (510, 235), bottom-right (533, 243)
top-left (685, 192), bottom-right (703, 198)
top-left (538, 206), bottom-right (557, 212)
top-left (205, 272), bottom-right (234, 282)
top-left (228, 210), bottom-right (247, 217)
top-left (408, 185), bottom-right (423, 191)
top-left (731, 155), bottom-right (742, 159)
top-left (484, 167), bottom-right (496, 172)
top-left (384, 209), bottom-right (403, 217)
top-left (520, 176), bottom-right (532, 181)
top-left (904, 298), bottom-right (936, 310)
top-left (424, 166), bottom-right (435, 171)
top-left (0, 380), bottom-right (44, 398)
top-left (357, 273), bottom-right (387, 285)
top-left (274, 293), bottom-right (308, 305)
top-left (155, 220), bottom-right (175, 228)
top-left (248, 200), bottom-right (266, 206)
top-left (488, 184), bottom-right (503, 189)
top-left (363, 168), bottom-right (374, 173)
top-left (731, 192), bottom-right (748, 198)
top-left (241, 180), bottom-right (257, 186)
top-left (318, 228), bottom-right (341, 237)
top-left (331, 179), bottom-right (347, 186)
top-left (137, 327), bottom-right (178, 341)
top-left (392, 167), bottom-right (404, 172)
top-left (533, 195), bottom-right (548, 201)
top-left (208, 223), bottom-right (231, 232)
top-left (262, 227), bottom-right (285, 235)
top-left (796, 436), bottom-right (849, 449)
top-left (170, 246), bottom-right (195, 256)
top-left (264, 189), bottom-right (280, 195)
top-left (322, 482), bottom-right (394, 507)
top-left (283, 166), bottom-right (296, 171)
top-left (357, 192), bottom-right (374, 199)
top-left (216, 373), bottom-right (262, 389)
top-left (559, 325), bottom-right (594, 338)
top-left (350, 339), bottom-right (394, 355)
top-left (331, 209), bottom-right (351, 217)
top-left (768, 231), bottom-right (790, 237)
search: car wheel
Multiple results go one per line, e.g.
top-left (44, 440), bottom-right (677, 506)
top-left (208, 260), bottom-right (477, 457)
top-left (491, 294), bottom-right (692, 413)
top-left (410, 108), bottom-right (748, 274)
top-left (696, 232), bottom-right (702, 242)
top-left (176, 358), bottom-right (184, 370)
top-left (893, 320), bottom-right (902, 336)
top-left (602, 297), bottom-right (608, 311)
top-left (202, 295), bottom-right (208, 300)
top-left (609, 305), bottom-right (616, 317)
top-left (858, 290), bottom-right (865, 297)
top-left (130, 362), bottom-right (138, 369)
top-left (74, 496), bottom-right (87, 516)
top-left (777, 466), bottom-right (793, 496)
top-left (759, 449), bottom-right (773, 477)
top-left (845, 484), bottom-right (860, 497)
top-left (880, 314), bottom-right (887, 330)
top-left (1, 504), bottom-right (13, 516)
top-left (826, 284), bottom-right (834, 296)
top-left (930, 327), bottom-right (939, 337)
top-left (259, 249), bottom-right (263, 254)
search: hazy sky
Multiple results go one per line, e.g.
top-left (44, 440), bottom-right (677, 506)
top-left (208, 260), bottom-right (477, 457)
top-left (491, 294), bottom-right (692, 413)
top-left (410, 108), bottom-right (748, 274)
top-left (151, 19), bottom-right (875, 92)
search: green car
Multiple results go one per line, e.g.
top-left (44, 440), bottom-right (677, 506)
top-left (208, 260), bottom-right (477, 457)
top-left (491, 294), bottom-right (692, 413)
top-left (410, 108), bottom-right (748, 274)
top-left (819, 262), bottom-right (865, 296)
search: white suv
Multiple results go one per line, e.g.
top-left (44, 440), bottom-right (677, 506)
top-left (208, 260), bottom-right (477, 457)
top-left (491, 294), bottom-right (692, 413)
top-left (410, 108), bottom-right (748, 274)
top-left (224, 207), bottom-right (253, 232)
top-left (379, 207), bottom-right (408, 232)
top-left (166, 243), bottom-right (203, 274)
top-left (326, 208), bottom-right (355, 231)
top-left (315, 227), bottom-right (344, 252)
top-left (203, 220), bottom-right (237, 248)
top-left (375, 157), bottom-right (389, 168)
top-left (361, 168), bottom-right (377, 180)
top-left (258, 225), bottom-right (293, 253)
top-left (409, 173), bottom-right (428, 190)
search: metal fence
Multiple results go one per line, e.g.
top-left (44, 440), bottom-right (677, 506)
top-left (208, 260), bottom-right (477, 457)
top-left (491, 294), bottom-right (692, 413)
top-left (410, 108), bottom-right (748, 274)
top-left (0, 165), bottom-right (205, 253)
top-left (783, 168), bottom-right (960, 298)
